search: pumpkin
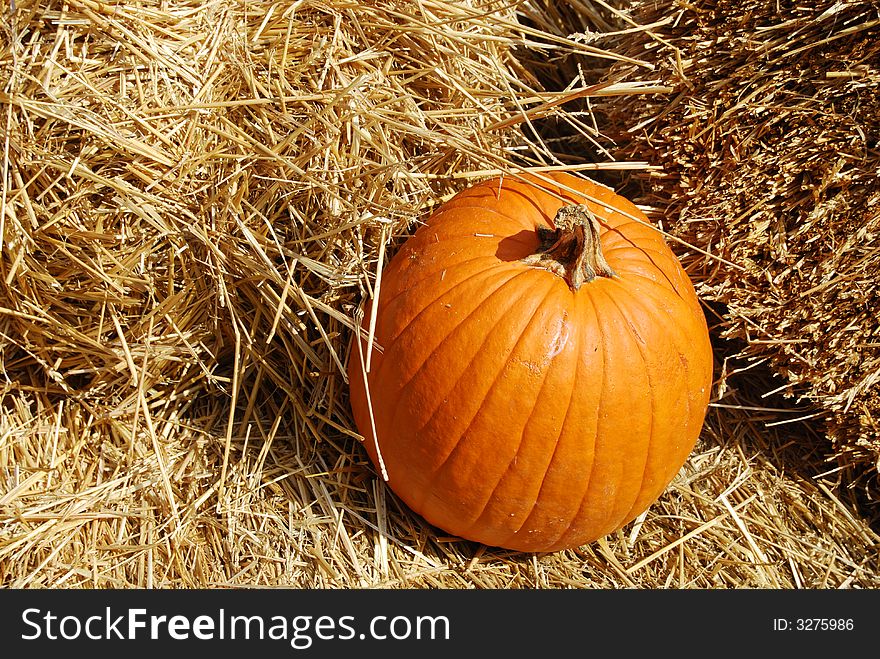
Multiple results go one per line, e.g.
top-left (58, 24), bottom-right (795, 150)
top-left (348, 172), bottom-right (713, 553)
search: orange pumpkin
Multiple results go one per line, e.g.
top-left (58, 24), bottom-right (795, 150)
top-left (348, 172), bottom-right (713, 552)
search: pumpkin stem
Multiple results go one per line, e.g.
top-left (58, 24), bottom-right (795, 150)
top-left (522, 204), bottom-right (616, 290)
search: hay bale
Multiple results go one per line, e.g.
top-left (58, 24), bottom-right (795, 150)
top-left (1, 0), bottom-right (878, 588)
top-left (597, 0), bottom-right (880, 490)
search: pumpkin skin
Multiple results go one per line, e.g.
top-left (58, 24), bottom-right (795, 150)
top-left (348, 172), bottom-right (713, 553)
